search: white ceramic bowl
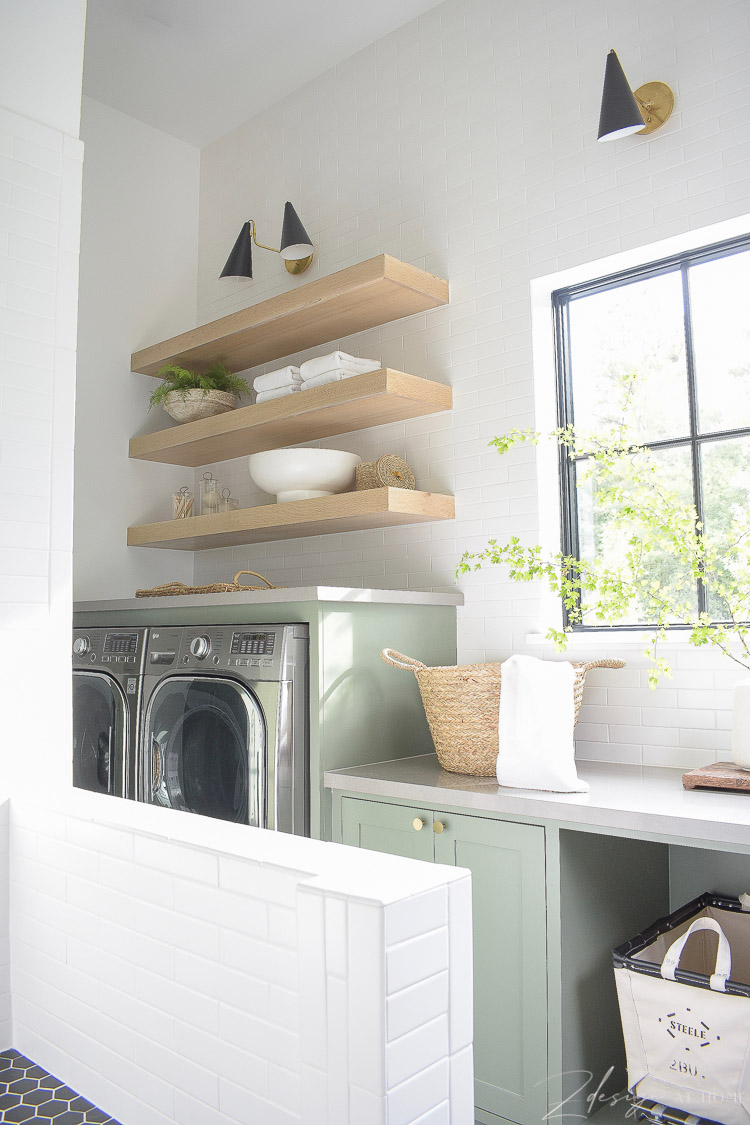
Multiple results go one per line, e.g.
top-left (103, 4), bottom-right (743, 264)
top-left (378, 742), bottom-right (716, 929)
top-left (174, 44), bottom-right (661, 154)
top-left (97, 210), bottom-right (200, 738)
top-left (248, 448), bottom-right (362, 503)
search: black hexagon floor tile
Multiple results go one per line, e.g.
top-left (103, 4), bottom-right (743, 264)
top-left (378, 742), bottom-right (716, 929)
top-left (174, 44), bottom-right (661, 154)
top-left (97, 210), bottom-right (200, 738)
top-left (0, 1055), bottom-right (121, 1124)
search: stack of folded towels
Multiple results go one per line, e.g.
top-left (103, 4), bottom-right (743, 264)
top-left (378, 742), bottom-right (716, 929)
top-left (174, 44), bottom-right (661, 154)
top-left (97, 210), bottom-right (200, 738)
top-left (300, 351), bottom-right (381, 390)
top-left (253, 366), bottom-right (302, 403)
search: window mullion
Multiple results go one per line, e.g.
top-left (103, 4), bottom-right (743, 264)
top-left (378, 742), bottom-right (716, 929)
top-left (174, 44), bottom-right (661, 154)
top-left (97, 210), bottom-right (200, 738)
top-left (681, 261), bottom-right (706, 616)
top-left (554, 293), bottom-right (579, 629)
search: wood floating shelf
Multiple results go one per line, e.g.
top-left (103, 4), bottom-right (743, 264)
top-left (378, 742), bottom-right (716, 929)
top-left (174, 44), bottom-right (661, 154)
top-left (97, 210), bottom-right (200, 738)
top-left (127, 488), bottom-right (455, 551)
top-left (131, 255), bottom-right (449, 377)
top-left (129, 370), bottom-right (452, 467)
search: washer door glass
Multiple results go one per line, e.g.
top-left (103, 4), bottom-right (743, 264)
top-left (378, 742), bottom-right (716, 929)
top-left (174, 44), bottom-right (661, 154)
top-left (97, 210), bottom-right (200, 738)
top-left (145, 677), bottom-right (264, 825)
top-left (72, 671), bottom-right (126, 795)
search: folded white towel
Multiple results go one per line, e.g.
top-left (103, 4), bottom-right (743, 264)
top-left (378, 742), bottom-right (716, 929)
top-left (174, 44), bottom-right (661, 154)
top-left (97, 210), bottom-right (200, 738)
top-left (300, 352), bottom-right (381, 381)
top-left (301, 370), bottom-right (362, 391)
top-left (496, 655), bottom-right (589, 793)
top-left (253, 366), bottom-right (302, 393)
top-left (255, 386), bottom-right (302, 403)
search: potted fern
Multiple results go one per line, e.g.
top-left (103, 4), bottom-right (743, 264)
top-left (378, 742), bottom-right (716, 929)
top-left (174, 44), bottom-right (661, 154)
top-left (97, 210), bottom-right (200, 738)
top-left (148, 361), bottom-right (251, 423)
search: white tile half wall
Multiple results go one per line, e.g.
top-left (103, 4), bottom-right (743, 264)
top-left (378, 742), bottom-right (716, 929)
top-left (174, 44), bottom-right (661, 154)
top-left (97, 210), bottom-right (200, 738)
top-left (190, 0), bottom-right (750, 770)
top-left (8, 795), bottom-right (472, 1125)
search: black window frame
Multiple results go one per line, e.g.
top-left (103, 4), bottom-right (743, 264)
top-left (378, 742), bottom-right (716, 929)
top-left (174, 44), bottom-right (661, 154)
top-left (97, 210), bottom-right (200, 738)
top-left (553, 231), bottom-right (750, 633)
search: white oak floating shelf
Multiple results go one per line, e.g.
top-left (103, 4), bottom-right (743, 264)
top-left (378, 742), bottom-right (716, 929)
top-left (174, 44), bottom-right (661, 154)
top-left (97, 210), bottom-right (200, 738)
top-left (127, 488), bottom-right (455, 551)
top-left (131, 255), bottom-right (450, 377)
top-left (130, 370), bottom-right (452, 467)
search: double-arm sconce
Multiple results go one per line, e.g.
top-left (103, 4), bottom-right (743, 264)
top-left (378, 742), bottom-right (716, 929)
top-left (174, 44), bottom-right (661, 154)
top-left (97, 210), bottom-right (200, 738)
top-left (597, 49), bottom-right (674, 141)
top-left (220, 201), bottom-right (314, 279)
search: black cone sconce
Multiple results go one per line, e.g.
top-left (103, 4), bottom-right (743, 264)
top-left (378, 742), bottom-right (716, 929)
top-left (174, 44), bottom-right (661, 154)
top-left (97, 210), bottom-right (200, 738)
top-left (597, 49), bottom-right (674, 141)
top-left (220, 202), bottom-right (314, 279)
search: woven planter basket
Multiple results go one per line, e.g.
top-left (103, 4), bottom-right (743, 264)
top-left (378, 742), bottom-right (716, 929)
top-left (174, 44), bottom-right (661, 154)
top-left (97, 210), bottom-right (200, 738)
top-left (356, 455), bottom-right (416, 491)
top-left (381, 648), bottom-right (625, 776)
top-left (163, 389), bottom-right (237, 423)
top-left (136, 570), bottom-right (280, 598)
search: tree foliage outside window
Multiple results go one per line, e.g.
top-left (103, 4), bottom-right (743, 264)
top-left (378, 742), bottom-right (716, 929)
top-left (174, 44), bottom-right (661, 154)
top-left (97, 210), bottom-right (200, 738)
top-left (458, 235), bottom-right (750, 683)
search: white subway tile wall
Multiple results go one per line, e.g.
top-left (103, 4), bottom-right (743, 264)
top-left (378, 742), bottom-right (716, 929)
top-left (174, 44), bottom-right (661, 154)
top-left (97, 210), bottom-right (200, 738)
top-left (9, 802), bottom-right (472, 1125)
top-left (0, 106), bottom-right (81, 628)
top-left (191, 0), bottom-right (750, 768)
top-left (0, 802), bottom-right (9, 1048)
top-left (0, 103), bottom-right (80, 813)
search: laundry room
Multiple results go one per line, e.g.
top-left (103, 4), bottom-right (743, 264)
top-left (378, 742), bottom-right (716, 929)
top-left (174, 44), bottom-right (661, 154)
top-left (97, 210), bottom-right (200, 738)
top-left (3, 0), bottom-right (750, 1123)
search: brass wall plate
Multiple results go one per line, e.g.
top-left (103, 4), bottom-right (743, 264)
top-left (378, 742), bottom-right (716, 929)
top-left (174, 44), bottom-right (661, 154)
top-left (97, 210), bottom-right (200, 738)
top-left (634, 81), bottom-right (675, 134)
top-left (285, 254), bottom-right (314, 275)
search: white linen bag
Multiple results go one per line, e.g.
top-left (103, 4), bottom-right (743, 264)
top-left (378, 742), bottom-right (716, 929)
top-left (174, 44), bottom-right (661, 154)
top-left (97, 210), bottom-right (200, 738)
top-left (615, 913), bottom-right (750, 1125)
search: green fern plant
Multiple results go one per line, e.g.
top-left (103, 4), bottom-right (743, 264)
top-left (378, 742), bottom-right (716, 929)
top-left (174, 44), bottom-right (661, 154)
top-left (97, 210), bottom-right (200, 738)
top-left (148, 361), bottom-right (251, 410)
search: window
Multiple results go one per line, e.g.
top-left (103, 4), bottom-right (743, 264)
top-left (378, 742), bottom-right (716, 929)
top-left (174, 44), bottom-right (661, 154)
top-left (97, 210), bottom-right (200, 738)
top-left (553, 233), bottom-right (750, 628)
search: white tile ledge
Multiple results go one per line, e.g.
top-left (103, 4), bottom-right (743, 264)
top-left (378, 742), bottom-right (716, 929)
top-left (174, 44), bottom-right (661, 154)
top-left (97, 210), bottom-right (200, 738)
top-left (325, 755), bottom-right (750, 851)
top-left (21, 786), bottom-right (467, 906)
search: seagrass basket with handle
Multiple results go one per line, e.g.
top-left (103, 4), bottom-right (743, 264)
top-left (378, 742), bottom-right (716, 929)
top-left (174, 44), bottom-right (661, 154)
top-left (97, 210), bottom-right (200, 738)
top-left (380, 649), bottom-right (625, 776)
top-left (136, 570), bottom-right (281, 597)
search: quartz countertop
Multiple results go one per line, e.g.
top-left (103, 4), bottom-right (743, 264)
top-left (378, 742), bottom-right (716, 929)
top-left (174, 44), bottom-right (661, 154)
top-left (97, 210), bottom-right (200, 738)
top-left (74, 585), bottom-right (463, 613)
top-left (325, 755), bottom-right (750, 851)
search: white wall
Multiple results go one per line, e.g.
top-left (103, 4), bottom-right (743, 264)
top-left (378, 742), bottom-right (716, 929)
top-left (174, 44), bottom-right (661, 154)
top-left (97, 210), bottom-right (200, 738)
top-left (0, 0), bottom-right (86, 139)
top-left (9, 794), bottom-right (472, 1125)
top-left (73, 98), bottom-right (200, 600)
top-left (192, 0), bottom-right (750, 769)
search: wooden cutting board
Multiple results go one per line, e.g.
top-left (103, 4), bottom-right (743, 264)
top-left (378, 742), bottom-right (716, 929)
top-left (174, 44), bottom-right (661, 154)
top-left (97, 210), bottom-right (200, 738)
top-left (682, 761), bottom-right (750, 791)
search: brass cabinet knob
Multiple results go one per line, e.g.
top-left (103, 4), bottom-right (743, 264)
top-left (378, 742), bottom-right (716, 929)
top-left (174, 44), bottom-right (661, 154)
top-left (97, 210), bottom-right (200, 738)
top-left (412, 817), bottom-right (425, 831)
top-left (433, 820), bottom-right (446, 834)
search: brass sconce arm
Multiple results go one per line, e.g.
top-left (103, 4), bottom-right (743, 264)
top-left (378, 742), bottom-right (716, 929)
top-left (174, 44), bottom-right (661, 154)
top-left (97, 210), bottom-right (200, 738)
top-left (247, 219), bottom-right (282, 255)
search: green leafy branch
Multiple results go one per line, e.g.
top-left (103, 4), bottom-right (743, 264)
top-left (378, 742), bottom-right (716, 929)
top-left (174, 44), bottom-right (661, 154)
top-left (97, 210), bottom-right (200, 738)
top-left (459, 416), bottom-right (750, 684)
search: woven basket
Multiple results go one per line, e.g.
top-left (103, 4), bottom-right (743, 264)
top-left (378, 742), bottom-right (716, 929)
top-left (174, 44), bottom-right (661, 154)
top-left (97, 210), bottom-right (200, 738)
top-left (163, 389), bottom-right (237, 423)
top-left (381, 648), bottom-right (626, 776)
top-left (136, 570), bottom-right (281, 598)
top-left (356, 455), bottom-right (416, 491)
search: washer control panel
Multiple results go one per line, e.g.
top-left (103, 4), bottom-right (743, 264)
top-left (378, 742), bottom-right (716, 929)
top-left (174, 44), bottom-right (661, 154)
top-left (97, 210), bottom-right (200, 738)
top-left (72, 627), bottom-right (148, 671)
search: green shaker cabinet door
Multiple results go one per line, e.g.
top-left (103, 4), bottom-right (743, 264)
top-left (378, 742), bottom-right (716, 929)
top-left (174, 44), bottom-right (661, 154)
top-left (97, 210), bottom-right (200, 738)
top-left (433, 812), bottom-right (547, 1125)
top-left (338, 796), bottom-right (548, 1125)
top-left (340, 796), bottom-right (434, 862)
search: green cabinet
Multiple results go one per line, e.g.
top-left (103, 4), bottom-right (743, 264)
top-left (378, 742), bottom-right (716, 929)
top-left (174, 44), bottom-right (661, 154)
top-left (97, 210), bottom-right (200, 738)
top-left (340, 796), bottom-right (547, 1125)
top-left (341, 797), bottom-right (435, 862)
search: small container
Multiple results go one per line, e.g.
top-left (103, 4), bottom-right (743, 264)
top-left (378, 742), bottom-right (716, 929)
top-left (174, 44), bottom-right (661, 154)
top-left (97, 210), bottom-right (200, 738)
top-left (218, 488), bottom-right (239, 514)
top-left (172, 486), bottom-right (194, 519)
top-left (199, 472), bottom-right (222, 515)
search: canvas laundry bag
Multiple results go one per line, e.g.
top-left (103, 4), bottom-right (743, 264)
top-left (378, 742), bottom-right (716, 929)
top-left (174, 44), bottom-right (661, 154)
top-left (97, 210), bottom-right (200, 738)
top-left (613, 894), bottom-right (750, 1125)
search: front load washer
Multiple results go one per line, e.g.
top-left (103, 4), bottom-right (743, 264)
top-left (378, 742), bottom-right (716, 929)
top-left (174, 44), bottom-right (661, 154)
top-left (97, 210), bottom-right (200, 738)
top-left (72, 626), bottom-right (148, 798)
top-left (140, 623), bottom-right (309, 834)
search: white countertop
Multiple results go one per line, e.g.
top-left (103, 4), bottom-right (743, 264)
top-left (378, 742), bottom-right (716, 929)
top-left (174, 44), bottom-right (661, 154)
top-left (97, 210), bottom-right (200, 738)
top-left (74, 585), bottom-right (463, 613)
top-left (325, 755), bottom-right (750, 850)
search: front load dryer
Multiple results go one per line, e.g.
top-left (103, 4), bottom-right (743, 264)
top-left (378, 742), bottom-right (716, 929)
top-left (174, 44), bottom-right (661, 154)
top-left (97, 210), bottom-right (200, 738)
top-left (72, 626), bottom-right (148, 798)
top-left (140, 623), bottom-right (309, 834)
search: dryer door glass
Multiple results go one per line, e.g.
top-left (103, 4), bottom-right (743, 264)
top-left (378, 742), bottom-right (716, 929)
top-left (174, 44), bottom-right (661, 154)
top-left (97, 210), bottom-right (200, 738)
top-left (145, 677), bottom-right (263, 825)
top-left (72, 671), bottom-right (127, 796)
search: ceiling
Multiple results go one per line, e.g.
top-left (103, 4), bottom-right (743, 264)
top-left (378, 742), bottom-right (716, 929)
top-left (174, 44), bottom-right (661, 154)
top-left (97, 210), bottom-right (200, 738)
top-left (83, 0), bottom-right (443, 148)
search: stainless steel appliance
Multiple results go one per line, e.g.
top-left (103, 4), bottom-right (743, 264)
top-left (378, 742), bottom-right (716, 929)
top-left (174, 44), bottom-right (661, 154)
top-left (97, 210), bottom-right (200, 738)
top-left (140, 623), bottom-right (309, 833)
top-left (72, 627), bottom-right (149, 798)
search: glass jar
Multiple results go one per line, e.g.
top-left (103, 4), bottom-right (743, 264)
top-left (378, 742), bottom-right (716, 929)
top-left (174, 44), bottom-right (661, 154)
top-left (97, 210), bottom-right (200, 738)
top-left (172, 486), bottom-right (194, 519)
top-left (218, 488), bottom-right (239, 514)
top-left (199, 472), bottom-right (222, 515)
